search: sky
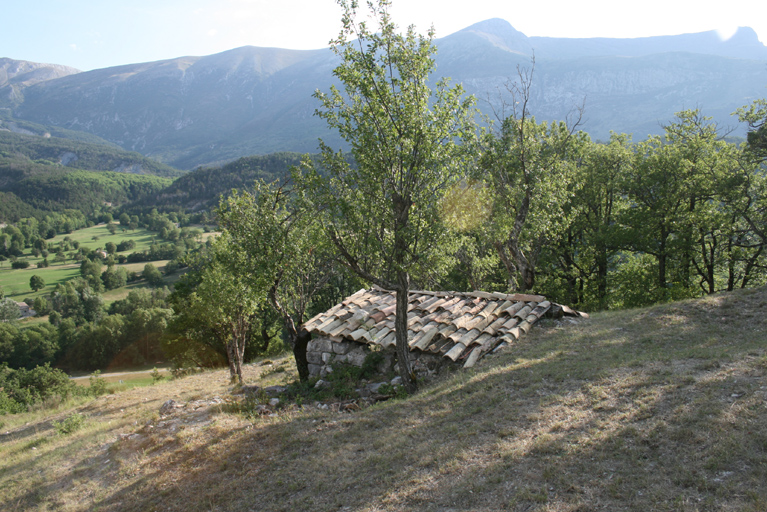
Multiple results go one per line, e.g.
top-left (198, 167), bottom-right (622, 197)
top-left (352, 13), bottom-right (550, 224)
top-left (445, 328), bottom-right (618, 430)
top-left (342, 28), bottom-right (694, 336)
top-left (2, 0), bottom-right (766, 71)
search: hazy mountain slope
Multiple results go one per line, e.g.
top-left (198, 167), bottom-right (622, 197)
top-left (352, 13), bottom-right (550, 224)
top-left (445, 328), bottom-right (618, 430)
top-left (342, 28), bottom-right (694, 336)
top-left (8, 20), bottom-right (767, 168)
top-left (14, 47), bottom-right (340, 169)
top-left (0, 58), bottom-right (80, 107)
top-left (0, 130), bottom-right (184, 177)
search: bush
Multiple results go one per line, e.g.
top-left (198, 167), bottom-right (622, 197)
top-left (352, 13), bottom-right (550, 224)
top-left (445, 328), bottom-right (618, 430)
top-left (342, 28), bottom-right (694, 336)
top-left (0, 364), bottom-right (78, 413)
top-left (11, 260), bottom-right (30, 269)
top-left (88, 370), bottom-right (109, 396)
top-left (52, 412), bottom-right (86, 435)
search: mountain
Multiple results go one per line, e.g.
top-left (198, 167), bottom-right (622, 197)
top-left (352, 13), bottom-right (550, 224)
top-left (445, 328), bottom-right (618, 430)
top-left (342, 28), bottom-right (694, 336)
top-left (12, 48), bottom-right (338, 169)
top-left (0, 58), bottom-right (80, 108)
top-left (6, 20), bottom-right (767, 168)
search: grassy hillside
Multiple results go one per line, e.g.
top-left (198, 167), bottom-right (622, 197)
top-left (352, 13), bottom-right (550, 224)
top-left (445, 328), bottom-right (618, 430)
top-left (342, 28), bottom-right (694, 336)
top-left (1, 286), bottom-right (765, 511)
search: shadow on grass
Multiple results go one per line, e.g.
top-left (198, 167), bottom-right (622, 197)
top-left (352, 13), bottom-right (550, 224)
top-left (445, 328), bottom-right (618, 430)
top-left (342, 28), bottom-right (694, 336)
top-left (6, 287), bottom-right (767, 511)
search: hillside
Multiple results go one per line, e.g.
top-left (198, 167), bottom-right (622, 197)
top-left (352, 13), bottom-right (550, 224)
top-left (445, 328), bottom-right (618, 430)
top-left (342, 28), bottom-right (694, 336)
top-left (0, 129), bottom-right (184, 178)
top-left (5, 21), bottom-right (767, 168)
top-left (1, 285), bottom-right (765, 511)
top-left (131, 152), bottom-right (318, 213)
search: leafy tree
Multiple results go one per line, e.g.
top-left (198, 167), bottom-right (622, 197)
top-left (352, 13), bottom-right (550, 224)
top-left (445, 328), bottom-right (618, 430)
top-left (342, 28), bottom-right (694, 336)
top-left (142, 263), bottom-right (164, 287)
top-left (0, 298), bottom-right (20, 322)
top-left (480, 61), bottom-right (587, 292)
top-left (218, 181), bottom-right (336, 381)
top-left (736, 98), bottom-right (767, 159)
top-left (101, 265), bottom-right (128, 290)
top-left (79, 259), bottom-right (103, 291)
top-left (299, 0), bottom-right (476, 392)
top-left (48, 279), bottom-right (104, 325)
top-left (167, 236), bottom-right (264, 383)
top-left (30, 274), bottom-right (45, 292)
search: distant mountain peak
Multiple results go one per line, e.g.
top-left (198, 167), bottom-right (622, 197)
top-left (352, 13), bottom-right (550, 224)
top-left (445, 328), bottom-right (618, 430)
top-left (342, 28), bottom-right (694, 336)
top-left (457, 18), bottom-right (532, 55)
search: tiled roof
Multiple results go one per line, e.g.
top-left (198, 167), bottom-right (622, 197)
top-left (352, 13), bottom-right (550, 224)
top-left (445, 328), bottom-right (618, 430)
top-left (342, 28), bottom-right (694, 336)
top-left (303, 287), bottom-right (586, 368)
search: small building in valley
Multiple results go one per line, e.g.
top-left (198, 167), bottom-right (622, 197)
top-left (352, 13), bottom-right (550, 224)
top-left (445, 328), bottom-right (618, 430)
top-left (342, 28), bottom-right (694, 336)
top-left (302, 287), bottom-right (586, 378)
top-left (16, 301), bottom-right (36, 318)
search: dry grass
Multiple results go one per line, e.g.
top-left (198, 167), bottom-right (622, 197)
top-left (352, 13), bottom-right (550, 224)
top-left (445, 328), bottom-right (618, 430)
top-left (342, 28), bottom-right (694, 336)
top-left (2, 287), bottom-right (766, 511)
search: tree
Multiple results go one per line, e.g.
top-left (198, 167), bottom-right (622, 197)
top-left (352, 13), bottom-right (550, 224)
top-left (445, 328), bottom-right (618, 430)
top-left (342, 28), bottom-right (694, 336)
top-left (218, 181), bottom-right (337, 382)
top-left (30, 274), bottom-right (45, 292)
top-left (0, 298), bottom-right (20, 323)
top-left (101, 265), bottom-right (128, 290)
top-left (299, 0), bottom-right (476, 392)
top-left (736, 98), bottom-right (767, 159)
top-left (142, 263), bottom-right (164, 287)
top-left (166, 236), bottom-right (262, 383)
top-left (480, 61), bottom-right (586, 292)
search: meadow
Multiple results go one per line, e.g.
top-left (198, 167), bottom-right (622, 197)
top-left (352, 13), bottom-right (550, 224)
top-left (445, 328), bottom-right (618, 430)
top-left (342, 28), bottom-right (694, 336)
top-left (0, 224), bottom-right (172, 302)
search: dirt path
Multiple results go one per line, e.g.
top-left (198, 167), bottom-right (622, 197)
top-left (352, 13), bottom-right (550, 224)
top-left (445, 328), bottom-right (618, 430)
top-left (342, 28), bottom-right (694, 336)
top-left (70, 368), bottom-right (170, 381)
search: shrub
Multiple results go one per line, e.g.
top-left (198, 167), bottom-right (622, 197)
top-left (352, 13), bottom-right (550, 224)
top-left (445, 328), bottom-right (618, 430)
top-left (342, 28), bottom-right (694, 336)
top-left (52, 412), bottom-right (86, 435)
top-left (0, 364), bottom-right (78, 413)
top-left (88, 370), bottom-right (109, 396)
top-left (11, 260), bottom-right (30, 269)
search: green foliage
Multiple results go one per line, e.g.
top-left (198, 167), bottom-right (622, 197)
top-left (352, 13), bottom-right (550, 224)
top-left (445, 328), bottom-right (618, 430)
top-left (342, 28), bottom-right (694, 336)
top-left (130, 152), bottom-right (314, 213)
top-left (88, 370), bottom-right (108, 396)
top-left (300, 0), bottom-right (477, 392)
top-left (100, 265), bottom-right (128, 290)
top-left (29, 274), bottom-right (45, 292)
top-left (11, 260), bottom-right (30, 269)
top-left (0, 364), bottom-right (77, 413)
top-left (0, 298), bottom-right (20, 322)
top-left (150, 367), bottom-right (164, 385)
top-left (165, 237), bottom-right (266, 383)
top-left (217, 181), bottom-right (336, 381)
top-left (52, 412), bottom-right (86, 435)
top-left (142, 263), bottom-right (164, 287)
top-left (0, 129), bottom-right (183, 178)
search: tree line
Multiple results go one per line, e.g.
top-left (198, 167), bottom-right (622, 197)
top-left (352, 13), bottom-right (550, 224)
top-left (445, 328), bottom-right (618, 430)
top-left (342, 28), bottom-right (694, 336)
top-left (178, 0), bottom-right (767, 391)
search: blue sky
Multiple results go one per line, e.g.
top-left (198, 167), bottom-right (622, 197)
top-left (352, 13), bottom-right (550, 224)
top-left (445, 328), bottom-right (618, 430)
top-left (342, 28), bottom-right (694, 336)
top-left (3, 0), bottom-right (765, 71)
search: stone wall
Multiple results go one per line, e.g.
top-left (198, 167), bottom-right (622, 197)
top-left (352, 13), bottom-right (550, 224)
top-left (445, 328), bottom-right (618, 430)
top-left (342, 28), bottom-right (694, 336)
top-left (307, 336), bottom-right (447, 378)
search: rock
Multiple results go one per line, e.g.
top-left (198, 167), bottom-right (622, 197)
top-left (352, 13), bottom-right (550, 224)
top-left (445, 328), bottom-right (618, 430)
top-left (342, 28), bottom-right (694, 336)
top-left (345, 347), bottom-right (368, 367)
top-left (368, 382), bottom-right (388, 393)
top-left (269, 398), bottom-right (280, 407)
top-left (308, 363), bottom-right (322, 377)
top-left (159, 399), bottom-right (184, 416)
top-left (321, 352), bottom-right (333, 363)
top-left (390, 376), bottom-right (402, 386)
top-left (308, 338), bottom-right (333, 353)
top-left (307, 351), bottom-right (324, 365)
top-left (314, 379), bottom-right (331, 390)
top-left (240, 385), bottom-right (261, 397)
top-left (332, 341), bottom-right (354, 355)
top-left (264, 385), bottom-right (287, 396)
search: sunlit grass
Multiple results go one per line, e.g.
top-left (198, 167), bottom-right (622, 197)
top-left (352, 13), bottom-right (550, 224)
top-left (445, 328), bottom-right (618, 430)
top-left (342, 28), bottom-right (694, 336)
top-left (1, 286), bottom-right (766, 511)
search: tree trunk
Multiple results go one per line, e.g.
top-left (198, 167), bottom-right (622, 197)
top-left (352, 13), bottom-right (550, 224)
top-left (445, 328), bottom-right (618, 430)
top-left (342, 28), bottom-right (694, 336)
top-left (290, 328), bottom-right (312, 382)
top-left (395, 271), bottom-right (416, 393)
top-left (226, 341), bottom-right (237, 383)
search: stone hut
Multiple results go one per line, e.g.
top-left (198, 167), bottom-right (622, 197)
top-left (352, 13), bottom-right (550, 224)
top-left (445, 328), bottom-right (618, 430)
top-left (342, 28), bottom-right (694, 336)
top-left (302, 287), bottom-right (587, 378)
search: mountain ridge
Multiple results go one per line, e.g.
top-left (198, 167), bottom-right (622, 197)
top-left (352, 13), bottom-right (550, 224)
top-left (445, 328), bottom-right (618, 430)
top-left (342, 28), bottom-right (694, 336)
top-left (5, 19), bottom-right (767, 169)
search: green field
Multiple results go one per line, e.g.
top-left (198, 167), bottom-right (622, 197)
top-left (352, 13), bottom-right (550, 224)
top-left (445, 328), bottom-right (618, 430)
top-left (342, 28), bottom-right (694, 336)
top-left (0, 224), bottom-right (183, 302)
